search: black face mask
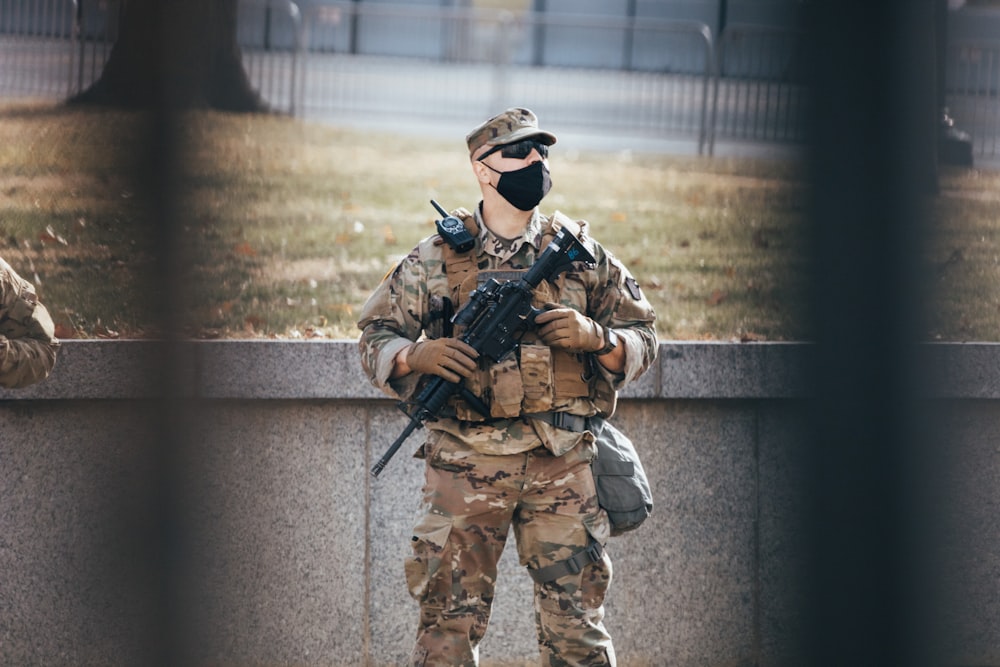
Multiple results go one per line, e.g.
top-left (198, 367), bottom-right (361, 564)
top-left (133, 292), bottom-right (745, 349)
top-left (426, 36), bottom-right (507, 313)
top-left (482, 161), bottom-right (552, 211)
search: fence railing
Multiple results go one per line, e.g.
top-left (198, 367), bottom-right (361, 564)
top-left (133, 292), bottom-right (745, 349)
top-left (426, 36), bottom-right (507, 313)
top-left (1, 0), bottom-right (998, 162)
top-left (239, 0), bottom-right (302, 115)
top-left (712, 24), bottom-right (807, 147)
top-left (0, 0), bottom-right (115, 99)
top-left (946, 39), bottom-right (1000, 160)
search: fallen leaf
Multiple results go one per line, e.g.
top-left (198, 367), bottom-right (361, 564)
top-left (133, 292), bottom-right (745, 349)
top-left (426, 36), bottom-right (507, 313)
top-left (54, 322), bottom-right (77, 339)
top-left (707, 289), bottom-right (727, 306)
top-left (94, 323), bottom-right (120, 339)
top-left (40, 225), bottom-right (68, 246)
top-left (937, 248), bottom-right (964, 274)
top-left (234, 242), bottom-right (256, 256)
top-left (244, 314), bottom-right (266, 332)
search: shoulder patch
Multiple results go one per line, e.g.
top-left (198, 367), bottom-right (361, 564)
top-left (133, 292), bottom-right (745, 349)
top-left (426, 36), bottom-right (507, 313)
top-left (625, 276), bottom-right (643, 300)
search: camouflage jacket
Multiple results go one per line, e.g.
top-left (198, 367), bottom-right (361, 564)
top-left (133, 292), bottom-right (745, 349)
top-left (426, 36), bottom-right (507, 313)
top-left (0, 257), bottom-right (59, 389)
top-left (357, 206), bottom-right (657, 456)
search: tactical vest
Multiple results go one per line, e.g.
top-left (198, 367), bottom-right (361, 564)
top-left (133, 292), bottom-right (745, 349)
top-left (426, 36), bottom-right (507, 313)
top-left (442, 209), bottom-right (593, 421)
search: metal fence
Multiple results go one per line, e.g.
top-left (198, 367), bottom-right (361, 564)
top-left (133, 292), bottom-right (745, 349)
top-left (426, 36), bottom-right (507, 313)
top-left (946, 39), bottom-right (1000, 159)
top-left (0, 0), bottom-right (116, 100)
top-left (1, 0), bottom-right (998, 161)
top-left (291, 6), bottom-right (717, 152)
top-left (239, 0), bottom-right (302, 115)
top-left (713, 24), bottom-right (807, 144)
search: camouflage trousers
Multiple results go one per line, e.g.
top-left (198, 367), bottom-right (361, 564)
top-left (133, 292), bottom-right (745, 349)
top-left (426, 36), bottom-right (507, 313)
top-left (405, 432), bottom-right (615, 667)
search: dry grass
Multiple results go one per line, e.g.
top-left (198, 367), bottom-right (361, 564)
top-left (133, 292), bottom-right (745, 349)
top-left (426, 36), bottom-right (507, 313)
top-left (925, 172), bottom-right (1000, 341)
top-left (0, 101), bottom-right (996, 341)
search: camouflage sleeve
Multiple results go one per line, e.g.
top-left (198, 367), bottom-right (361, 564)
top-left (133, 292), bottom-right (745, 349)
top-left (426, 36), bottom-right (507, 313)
top-left (586, 243), bottom-right (658, 389)
top-left (0, 258), bottom-right (60, 389)
top-left (356, 246), bottom-right (430, 399)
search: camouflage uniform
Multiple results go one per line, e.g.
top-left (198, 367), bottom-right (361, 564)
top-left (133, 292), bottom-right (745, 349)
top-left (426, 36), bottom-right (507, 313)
top-left (358, 108), bottom-right (656, 667)
top-left (0, 256), bottom-right (59, 388)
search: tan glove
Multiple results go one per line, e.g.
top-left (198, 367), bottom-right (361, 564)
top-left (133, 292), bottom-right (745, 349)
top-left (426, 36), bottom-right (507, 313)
top-left (534, 304), bottom-right (604, 353)
top-left (405, 337), bottom-right (479, 383)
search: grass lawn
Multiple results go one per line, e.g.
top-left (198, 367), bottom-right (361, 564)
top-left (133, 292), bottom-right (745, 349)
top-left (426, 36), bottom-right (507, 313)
top-left (0, 102), bottom-right (997, 342)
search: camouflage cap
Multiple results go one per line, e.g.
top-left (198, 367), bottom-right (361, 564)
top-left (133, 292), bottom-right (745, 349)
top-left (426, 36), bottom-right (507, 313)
top-left (465, 107), bottom-right (557, 157)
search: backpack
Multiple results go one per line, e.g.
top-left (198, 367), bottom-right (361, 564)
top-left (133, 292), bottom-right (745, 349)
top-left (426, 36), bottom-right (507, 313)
top-left (589, 417), bottom-right (653, 536)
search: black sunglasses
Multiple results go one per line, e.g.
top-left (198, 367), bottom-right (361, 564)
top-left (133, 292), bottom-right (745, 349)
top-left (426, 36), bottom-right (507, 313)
top-left (478, 138), bottom-right (549, 161)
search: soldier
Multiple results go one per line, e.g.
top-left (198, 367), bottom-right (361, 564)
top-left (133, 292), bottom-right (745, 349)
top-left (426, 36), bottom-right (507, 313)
top-left (357, 108), bottom-right (657, 666)
top-left (0, 256), bottom-right (59, 388)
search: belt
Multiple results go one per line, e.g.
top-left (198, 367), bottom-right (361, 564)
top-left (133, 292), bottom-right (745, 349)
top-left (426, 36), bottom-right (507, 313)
top-left (525, 411), bottom-right (590, 433)
top-left (455, 412), bottom-right (591, 433)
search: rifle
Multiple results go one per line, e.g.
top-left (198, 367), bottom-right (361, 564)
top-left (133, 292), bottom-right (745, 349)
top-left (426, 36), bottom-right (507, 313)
top-left (370, 202), bottom-right (596, 478)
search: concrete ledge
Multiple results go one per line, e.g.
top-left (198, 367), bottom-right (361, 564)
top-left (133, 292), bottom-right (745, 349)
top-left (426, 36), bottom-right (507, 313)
top-left (1, 339), bottom-right (997, 401)
top-left (3, 339), bottom-right (999, 665)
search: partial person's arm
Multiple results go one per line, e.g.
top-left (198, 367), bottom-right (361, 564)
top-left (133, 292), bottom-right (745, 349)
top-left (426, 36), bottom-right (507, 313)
top-left (0, 259), bottom-right (59, 389)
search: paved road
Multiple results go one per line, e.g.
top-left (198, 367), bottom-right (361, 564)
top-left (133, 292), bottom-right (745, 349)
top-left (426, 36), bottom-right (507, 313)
top-left (2, 37), bottom-right (994, 168)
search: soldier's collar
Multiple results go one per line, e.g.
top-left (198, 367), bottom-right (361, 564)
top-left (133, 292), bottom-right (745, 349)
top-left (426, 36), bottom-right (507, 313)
top-left (474, 207), bottom-right (545, 258)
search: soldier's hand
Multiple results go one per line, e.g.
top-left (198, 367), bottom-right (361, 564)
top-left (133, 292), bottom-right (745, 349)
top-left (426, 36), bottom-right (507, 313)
top-left (534, 304), bottom-right (604, 353)
top-left (404, 337), bottom-right (479, 383)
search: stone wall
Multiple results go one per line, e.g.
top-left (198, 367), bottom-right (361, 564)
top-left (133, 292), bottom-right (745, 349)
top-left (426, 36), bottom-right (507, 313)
top-left (1, 340), bottom-right (997, 666)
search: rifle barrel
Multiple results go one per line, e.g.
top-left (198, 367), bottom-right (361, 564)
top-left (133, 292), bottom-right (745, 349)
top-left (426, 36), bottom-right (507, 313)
top-left (371, 417), bottom-right (421, 478)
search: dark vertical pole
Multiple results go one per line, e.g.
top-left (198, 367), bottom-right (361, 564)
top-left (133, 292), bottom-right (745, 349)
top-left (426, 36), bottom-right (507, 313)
top-left (76, 0), bottom-right (84, 94)
top-left (717, 0), bottom-right (728, 39)
top-left (264, 4), bottom-right (272, 50)
top-left (145, 108), bottom-right (185, 667)
top-left (350, 0), bottom-right (361, 55)
top-left (532, 0), bottom-right (546, 67)
top-left (143, 5), bottom-right (195, 664)
top-left (935, 0), bottom-right (948, 117)
top-left (801, 1), bottom-right (941, 665)
top-left (624, 0), bottom-right (636, 70)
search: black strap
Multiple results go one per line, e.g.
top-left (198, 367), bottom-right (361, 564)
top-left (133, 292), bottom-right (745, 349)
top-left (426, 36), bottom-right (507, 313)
top-left (527, 541), bottom-right (604, 584)
top-left (525, 411), bottom-right (590, 433)
top-left (454, 412), bottom-right (591, 433)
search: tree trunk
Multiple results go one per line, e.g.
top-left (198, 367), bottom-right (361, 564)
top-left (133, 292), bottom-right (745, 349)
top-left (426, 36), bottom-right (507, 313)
top-left (70, 0), bottom-right (266, 112)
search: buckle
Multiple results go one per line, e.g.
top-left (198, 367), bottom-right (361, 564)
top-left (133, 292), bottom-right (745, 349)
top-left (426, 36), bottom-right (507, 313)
top-left (566, 542), bottom-right (603, 575)
top-left (550, 412), bottom-right (586, 432)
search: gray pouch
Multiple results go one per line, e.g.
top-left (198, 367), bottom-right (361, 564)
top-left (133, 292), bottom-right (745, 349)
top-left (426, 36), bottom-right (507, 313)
top-left (589, 416), bottom-right (653, 536)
